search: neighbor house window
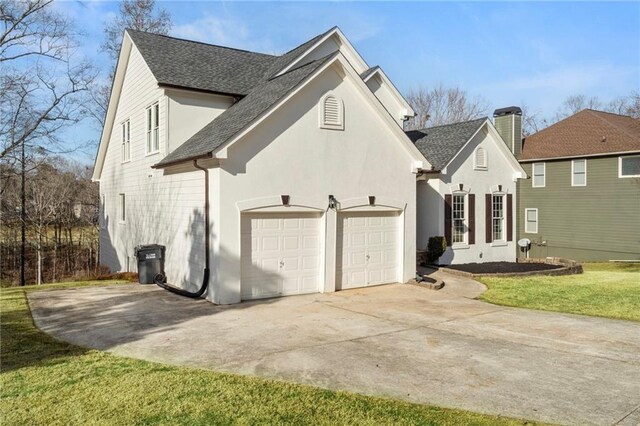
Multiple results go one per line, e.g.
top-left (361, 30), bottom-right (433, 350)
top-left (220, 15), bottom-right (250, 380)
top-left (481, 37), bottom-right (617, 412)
top-left (619, 155), bottom-right (640, 178)
top-left (119, 194), bottom-right (126, 223)
top-left (532, 162), bottom-right (545, 187)
top-left (452, 194), bottom-right (466, 244)
top-left (146, 102), bottom-right (159, 154)
top-left (121, 120), bottom-right (130, 162)
top-left (572, 159), bottom-right (586, 186)
top-left (492, 194), bottom-right (505, 241)
top-left (525, 208), bottom-right (538, 233)
top-left (319, 94), bottom-right (344, 130)
top-left (474, 147), bottom-right (487, 170)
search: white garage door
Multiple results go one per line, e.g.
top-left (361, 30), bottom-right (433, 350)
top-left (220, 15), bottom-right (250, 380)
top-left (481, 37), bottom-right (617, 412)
top-left (337, 211), bottom-right (401, 290)
top-left (241, 213), bottom-right (322, 300)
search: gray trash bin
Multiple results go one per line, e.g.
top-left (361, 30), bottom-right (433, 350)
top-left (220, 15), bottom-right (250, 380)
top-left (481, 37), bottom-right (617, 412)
top-left (134, 244), bottom-right (165, 284)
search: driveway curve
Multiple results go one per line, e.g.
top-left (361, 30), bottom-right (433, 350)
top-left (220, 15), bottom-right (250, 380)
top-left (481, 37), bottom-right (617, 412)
top-left (29, 272), bottom-right (640, 426)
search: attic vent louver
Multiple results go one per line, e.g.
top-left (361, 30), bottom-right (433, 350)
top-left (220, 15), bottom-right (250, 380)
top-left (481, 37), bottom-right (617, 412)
top-left (320, 94), bottom-right (344, 130)
top-left (475, 147), bottom-right (487, 170)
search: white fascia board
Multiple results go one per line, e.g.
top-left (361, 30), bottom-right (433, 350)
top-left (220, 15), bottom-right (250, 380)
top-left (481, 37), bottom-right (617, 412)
top-left (364, 67), bottom-right (415, 118)
top-left (275, 27), bottom-right (370, 78)
top-left (216, 52), bottom-right (430, 170)
top-left (92, 33), bottom-right (134, 181)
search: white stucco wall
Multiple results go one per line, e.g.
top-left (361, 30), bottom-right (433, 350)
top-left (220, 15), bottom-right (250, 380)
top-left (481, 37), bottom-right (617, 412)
top-left (166, 90), bottom-right (234, 153)
top-left (365, 74), bottom-right (405, 126)
top-left (209, 63), bottom-right (419, 304)
top-left (98, 45), bottom-right (213, 289)
top-left (417, 125), bottom-right (518, 264)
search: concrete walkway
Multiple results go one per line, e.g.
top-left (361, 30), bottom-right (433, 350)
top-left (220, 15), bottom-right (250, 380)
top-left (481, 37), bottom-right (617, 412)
top-left (28, 273), bottom-right (640, 426)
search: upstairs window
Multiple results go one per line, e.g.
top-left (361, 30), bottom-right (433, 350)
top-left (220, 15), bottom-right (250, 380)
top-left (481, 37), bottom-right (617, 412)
top-left (571, 159), bottom-right (586, 186)
top-left (146, 102), bottom-right (159, 154)
top-left (474, 147), bottom-right (487, 170)
top-left (619, 155), bottom-right (640, 178)
top-left (532, 162), bottom-right (545, 187)
top-left (121, 120), bottom-right (130, 162)
top-left (319, 94), bottom-right (344, 130)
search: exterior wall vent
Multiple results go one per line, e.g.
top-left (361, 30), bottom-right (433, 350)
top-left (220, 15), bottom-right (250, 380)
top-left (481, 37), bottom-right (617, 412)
top-left (319, 94), bottom-right (344, 130)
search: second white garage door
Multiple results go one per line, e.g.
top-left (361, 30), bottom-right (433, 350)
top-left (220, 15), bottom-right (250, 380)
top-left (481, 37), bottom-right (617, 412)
top-left (336, 211), bottom-right (401, 290)
top-left (241, 213), bottom-right (322, 300)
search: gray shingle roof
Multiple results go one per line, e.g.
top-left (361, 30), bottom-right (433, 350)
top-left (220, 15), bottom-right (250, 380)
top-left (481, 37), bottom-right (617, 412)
top-left (155, 53), bottom-right (336, 167)
top-left (127, 29), bottom-right (277, 96)
top-left (406, 118), bottom-right (487, 170)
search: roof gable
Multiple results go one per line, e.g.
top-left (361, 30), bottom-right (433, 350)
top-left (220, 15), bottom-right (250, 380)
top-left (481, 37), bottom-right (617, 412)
top-left (407, 118), bottom-right (486, 170)
top-left (154, 54), bottom-right (337, 167)
top-left (521, 109), bottom-right (640, 161)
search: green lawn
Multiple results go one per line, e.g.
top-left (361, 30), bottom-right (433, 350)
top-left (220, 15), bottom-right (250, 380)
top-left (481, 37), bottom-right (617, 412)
top-left (479, 263), bottom-right (640, 322)
top-left (0, 282), bottom-right (537, 426)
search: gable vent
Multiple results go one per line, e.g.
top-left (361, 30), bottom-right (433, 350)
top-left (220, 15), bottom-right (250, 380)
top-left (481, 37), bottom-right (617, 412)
top-left (320, 94), bottom-right (344, 130)
top-left (475, 147), bottom-right (487, 170)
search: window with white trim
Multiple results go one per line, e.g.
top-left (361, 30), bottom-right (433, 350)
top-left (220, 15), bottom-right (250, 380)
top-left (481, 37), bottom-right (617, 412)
top-left (452, 194), bottom-right (466, 244)
top-left (532, 162), bottom-right (545, 187)
top-left (572, 159), bottom-right (586, 186)
top-left (119, 194), bottom-right (126, 223)
top-left (474, 147), bottom-right (487, 170)
top-left (121, 119), bottom-right (130, 162)
top-left (525, 208), bottom-right (538, 233)
top-left (146, 102), bottom-right (159, 154)
top-left (319, 94), bottom-right (344, 130)
top-left (492, 194), bottom-right (505, 241)
top-left (619, 155), bottom-right (640, 178)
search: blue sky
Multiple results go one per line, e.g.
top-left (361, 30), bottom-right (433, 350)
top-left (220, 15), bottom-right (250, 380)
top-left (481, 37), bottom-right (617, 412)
top-left (58, 1), bottom-right (639, 164)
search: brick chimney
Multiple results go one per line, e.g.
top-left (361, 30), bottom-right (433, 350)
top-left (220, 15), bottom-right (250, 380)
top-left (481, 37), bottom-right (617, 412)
top-left (493, 106), bottom-right (523, 157)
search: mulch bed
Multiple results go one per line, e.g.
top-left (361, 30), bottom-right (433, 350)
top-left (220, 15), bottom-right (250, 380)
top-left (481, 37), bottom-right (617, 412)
top-left (445, 262), bottom-right (562, 274)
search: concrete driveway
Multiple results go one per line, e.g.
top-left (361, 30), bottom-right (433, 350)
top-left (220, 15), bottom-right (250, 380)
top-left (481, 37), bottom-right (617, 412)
top-left (29, 274), bottom-right (640, 426)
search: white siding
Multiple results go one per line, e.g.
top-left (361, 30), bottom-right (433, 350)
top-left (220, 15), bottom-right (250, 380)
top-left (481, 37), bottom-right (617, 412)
top-left (98, 45), bottom-right (209, 289)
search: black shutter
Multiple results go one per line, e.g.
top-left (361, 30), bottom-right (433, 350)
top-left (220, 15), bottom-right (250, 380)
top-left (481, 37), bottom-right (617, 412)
top-left (468, 194), bottom-right (475, 245)
top-left (444, 194), bottom-right (452, 246)
top-left (507, 194), bottom-right (513, 242)
top-left (485, 194), bottom-right (492, 243)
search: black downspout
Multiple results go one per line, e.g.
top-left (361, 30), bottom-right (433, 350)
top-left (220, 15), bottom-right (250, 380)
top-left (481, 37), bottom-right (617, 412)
top-left (155, 159), bottom-right (210, 298)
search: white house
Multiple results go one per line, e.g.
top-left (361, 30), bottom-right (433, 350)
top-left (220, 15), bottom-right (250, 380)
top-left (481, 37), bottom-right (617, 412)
top-left (408, 114), bottom-right (526, 264)
top-left (92, 27), bottom-right (428, 304)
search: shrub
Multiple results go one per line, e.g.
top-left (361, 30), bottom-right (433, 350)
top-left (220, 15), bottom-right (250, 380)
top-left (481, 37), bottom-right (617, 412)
top-left (427, 236), bottom-right (447, 264)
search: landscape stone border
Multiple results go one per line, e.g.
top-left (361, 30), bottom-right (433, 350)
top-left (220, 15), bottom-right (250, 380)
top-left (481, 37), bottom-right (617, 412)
top-left (434, 257), bottom-right (583, 279)
top-left (408, 275), bottom-right (445, 290)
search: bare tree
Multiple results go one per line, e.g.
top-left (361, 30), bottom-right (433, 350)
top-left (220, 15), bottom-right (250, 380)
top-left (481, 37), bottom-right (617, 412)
top-left (404, 83), bottom-right (489, 130)
top-left (606, 92), bottom-right (640, 118)
top-left (520, 103), bottom-right (549, 137)
top-left (553, 94), bottom-right (602, 122)
top-left (90, 0), bottom-right (172, 127)
top-left (0, 0), bottom-right (95, 285)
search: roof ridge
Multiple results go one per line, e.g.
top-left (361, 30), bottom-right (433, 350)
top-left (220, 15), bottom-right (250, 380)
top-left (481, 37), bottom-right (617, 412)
top-left (125, 28), bottom-right (277, 58)
top-left (586, 109), bottom-right (640, 142)
top-left (410, 116), bottom-right (486, 133)
top-left (585, 108), bottom-right (636, 119)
